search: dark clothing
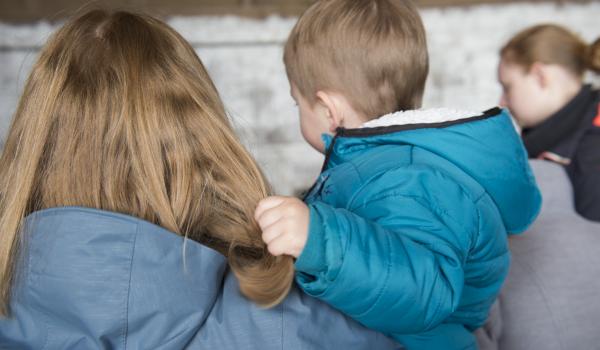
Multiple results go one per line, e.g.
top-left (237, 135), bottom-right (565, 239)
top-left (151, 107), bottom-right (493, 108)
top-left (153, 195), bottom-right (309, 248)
top-left (522, 84), bottom-right (600, 222)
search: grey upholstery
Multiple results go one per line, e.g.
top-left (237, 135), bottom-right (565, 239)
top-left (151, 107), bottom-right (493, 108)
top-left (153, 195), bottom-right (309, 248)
top-left (477, 160), bottom-right (600, 350)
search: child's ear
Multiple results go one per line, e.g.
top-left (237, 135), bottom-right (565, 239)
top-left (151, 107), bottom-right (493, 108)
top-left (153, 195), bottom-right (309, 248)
top-left (315, 91), bottom-right (344, 133)
top-left (530, 62), bottom-right (548, 89)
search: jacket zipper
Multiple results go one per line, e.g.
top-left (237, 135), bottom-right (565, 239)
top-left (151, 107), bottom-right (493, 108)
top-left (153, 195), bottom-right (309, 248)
top-left (302, 133), bottom-right (341, 201)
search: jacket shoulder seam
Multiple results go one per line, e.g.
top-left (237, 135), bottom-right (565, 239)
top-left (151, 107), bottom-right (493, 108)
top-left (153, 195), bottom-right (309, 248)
top-left (357, 192), bottom-right (475, 236)
top-left (122, 222), bottom-right (139, 349)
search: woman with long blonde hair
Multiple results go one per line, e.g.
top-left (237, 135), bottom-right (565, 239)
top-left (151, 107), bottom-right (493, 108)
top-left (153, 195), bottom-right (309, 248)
top-left (0, 10), bottom-right (398, 349)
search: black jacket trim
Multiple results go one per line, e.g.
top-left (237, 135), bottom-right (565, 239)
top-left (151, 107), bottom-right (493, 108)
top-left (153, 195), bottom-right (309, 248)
top-left (335, 107), bottom-right (503, 138)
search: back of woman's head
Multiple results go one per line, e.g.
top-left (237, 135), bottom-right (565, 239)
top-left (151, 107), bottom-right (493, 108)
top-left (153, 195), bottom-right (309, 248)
top-left (0, 9), bottom-right (293, 316)
top-left (500, 24), bottom-right (600, 78)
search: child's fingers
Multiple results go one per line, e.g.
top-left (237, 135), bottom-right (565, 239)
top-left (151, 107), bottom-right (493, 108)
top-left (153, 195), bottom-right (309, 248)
top-left (265, 234), bottom-right (291, 257)
top-left (261, 222), bottom-right (284, 245)
top-left (255, 205), bottom-right (284, 230)
top-left (255, 196), bottom-right (287, 221)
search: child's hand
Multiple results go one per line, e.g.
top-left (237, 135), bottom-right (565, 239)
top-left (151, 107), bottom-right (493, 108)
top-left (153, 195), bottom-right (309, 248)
top-left (255, 196), bottom-right (309, 258)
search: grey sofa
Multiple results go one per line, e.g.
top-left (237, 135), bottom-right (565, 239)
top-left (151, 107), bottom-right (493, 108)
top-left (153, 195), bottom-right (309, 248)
top-left (477, 160), bottom-right (600, 350)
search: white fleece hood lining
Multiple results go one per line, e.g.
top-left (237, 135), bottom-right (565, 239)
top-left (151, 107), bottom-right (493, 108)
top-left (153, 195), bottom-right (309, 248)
top-left (361, 108), bottom-right (481, 128)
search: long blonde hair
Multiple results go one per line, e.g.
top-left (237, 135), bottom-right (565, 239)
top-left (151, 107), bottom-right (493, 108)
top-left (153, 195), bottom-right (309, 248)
top-left (0, 10), bottom-right (293, 316)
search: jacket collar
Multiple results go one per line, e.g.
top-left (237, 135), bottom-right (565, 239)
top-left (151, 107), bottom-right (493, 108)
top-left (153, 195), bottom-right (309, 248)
top-left (319, 107), bottom-right (502, 170)
top-left (308, 107), bottom-right (541, 234)
top-left (522, 84), bottom-right (598, 161)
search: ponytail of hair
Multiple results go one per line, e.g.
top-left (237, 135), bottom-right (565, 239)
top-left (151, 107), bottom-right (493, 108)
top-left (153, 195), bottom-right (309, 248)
top-left (587, 37), bottom-right (600, 74)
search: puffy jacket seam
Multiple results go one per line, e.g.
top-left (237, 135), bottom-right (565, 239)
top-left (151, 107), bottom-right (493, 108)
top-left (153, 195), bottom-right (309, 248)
top-left (346, 166), bottom-right (411, 209)
top-left (346, 150), bottom-right (434, 208)
top-left (351, 233), bottom-right (392, 320)
top-left (347, 161), bottom-right (480, 215)
top-left (298, 205), bottom-right (347, 297)
top-left (348, 161), bottom-right (365, 184)
top-left (472, 196), bottom-right (485, 251)
top-left (426, 269), bottom-right (450, 330)
top-left (353, 192), bottom-right (473, 247)
top-left (353, 192), bottom-right (471, 326)
top-left (327, 209), bottom-right (351, 286)
top-left (341, 161), bottom-right (365, 210)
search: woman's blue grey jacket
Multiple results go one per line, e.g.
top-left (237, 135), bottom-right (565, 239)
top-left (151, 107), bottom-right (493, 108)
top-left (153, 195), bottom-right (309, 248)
top-left (0, 207), bottom-right (400, 349)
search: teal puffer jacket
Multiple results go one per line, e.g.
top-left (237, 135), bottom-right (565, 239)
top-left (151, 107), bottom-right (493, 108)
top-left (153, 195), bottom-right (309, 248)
top-left (294, 108), bottom-right (542, 350)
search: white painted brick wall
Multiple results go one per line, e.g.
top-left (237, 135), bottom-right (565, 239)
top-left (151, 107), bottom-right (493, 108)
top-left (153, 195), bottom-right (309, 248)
top-left (1, 2), bottom-right (598, 194)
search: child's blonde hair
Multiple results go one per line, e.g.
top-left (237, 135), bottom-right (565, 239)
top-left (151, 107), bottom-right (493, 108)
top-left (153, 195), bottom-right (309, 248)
top-left (501, 24), bottom-right (600, 77)
top-left (284, 0), bottom-right (429, 120)
top-left (0, 9), bottom-right (293, 316)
